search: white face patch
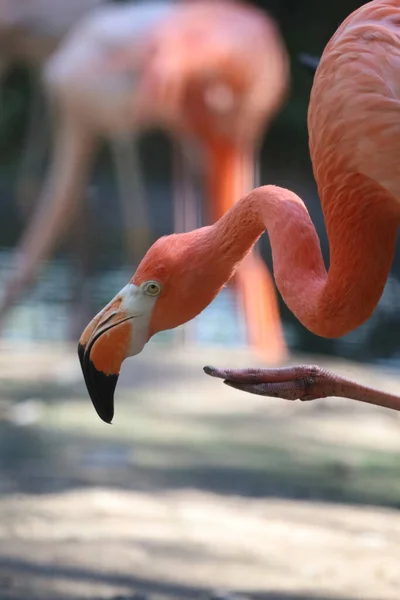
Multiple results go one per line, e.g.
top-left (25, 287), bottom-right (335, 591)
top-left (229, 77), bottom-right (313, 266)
top-left (118, 283), bottom-right (159, 357)
top-left (91, 282), bottom-right (160, 359)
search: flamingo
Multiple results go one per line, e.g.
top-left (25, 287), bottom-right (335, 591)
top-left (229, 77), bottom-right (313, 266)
top-left (0, 0), bottom-right (289, 362)
top-left (77, 0), bottom-right (400, 423)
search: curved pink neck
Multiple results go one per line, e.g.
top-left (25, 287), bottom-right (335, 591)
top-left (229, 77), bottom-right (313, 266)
top-left (213, 178), bottom-right (400, 337)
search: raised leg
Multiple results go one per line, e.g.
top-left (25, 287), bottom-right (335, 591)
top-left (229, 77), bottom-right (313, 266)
top-left (204, 365), bottom-right (400, 411)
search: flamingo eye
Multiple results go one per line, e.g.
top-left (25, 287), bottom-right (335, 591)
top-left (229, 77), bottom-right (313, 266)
top-left (141, 281), bottom-right (162, 297)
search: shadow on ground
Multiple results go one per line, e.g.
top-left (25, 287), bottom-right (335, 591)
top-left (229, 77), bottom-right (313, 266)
top-left (0, 556), bottom-right (377, 600)
top-left (1, 389), bottom-right (400, 508)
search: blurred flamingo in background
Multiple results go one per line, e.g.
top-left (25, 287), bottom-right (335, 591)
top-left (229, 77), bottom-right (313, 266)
top-left (78, 0), bottom-right (400, 423)
top-left (0, 0), bottom-right (290, 362)
top-left (137, 0), bottom-right (290, 363)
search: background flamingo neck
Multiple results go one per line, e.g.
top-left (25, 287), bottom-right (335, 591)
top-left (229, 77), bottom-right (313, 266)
top-left (205, 138), bottom-right (255, 223)
top-left (250, 180), bottom-right (399, 337)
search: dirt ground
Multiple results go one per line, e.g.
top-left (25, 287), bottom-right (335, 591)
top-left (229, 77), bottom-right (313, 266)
top-left (0, 341), bottom-right (400, 600)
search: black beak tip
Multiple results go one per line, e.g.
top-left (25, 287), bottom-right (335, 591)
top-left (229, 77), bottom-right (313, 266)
top-left (78, 342), bottom-right (117, 424)
top-left (78, 342), bottom-right (86, 371)
top-left (88, 366), bottom-right (117, 424)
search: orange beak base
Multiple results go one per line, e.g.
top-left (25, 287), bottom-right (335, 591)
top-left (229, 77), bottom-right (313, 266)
top-left (78, 309), bottom-right (133, 424)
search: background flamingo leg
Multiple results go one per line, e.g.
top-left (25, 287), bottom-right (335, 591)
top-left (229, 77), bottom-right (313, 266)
top-left (206, 141), bottom-right (287, 365)
top-left (111, 133), bottom-right (151, 267)
top-left (172, 138), bottom-right (202, 345)
top-left (15, 69), bottom-right (50, 218)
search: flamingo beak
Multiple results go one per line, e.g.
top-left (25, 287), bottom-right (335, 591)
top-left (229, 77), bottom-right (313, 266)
top-left (78, 283), bottom-right (156, 424)
top-left (78, 305), bottom-right (132, 424)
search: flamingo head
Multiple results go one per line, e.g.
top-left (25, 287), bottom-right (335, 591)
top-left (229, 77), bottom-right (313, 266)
top-left (78, 226), bottom-right (235, 423)
top-left (139, 2), bottom-right (289, 144)
top-left (139, 4), bottom-right (256, 142)
top-left (141, 43), bottom-right (245, 141)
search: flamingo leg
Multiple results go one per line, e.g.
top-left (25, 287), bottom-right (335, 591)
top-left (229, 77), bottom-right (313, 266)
top-left (172, 138), bottom-right (201, 345)
top-left (67, 189), bottom-right (95, 341)
top-left (205, 140), bottom-right (287, 365)
top-left (0, 109), bottom-right (95, 324)
top-left (172, 138), bottom-right (200, 234)
top-left (236, 249), bottom-right (287, 364)
top-left (15, 68), bottom-right (50, 218)
top-left (111, 133), bottom-right (151, 266)
top-left (204, 365), bottom-right (400, 412)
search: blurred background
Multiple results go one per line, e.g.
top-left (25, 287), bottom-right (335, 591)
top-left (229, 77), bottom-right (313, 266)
top-left (0, 1), bottom-right (400, 599)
